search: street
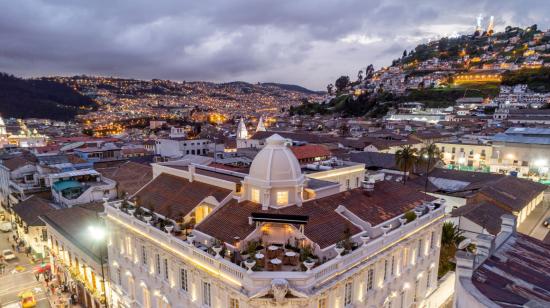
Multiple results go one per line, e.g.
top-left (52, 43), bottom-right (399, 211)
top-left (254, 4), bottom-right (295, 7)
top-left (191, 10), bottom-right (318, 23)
top-left (517, 200), bottom-right (550, 244)
top-left (0, 232), bottom-right (51, 308)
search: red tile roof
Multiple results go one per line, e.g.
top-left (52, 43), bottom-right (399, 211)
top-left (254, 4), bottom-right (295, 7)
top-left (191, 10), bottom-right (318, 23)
top-left (196, 181), bottom-right (435, 248)
top-left (134, 173), bottom-right (232, 220)
top-left (290, 144), bottom-right (331, 161)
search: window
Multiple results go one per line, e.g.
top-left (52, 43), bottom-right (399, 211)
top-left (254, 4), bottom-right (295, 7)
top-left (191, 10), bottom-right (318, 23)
top-left (163, 258), bottom-right (169, 280)
top-left (427, 269), bottom-right (432, 289)
top-left (229, 298), bottom-right (239, 308)
top-left (142, 286), bottom-right (151, 308)
top-left (430, 232), bottom-right (435, 249)
top-left (276, 191), bottom-right (288, 205)
top-left (344, 281), bottom-right (352, 306)
top-left (318, 298), bottom-right (327, 308)
top-left (41, 229), bottom-right (47, 241)
top-left (156, 254), bottom-right (161, 275)
top-left (141, 245), bottom-right (147, 265)
top-left (202, 281), bottom-right (211, 307)
top-left (400, 290), bottom-right (406, 308)
top-left (391, 255), bottom-right (395, 276)
top-left (367, 268), bottom-right (374, 291)
top-left (383, 259), bottom-right (388, 281)
top-left (417, 240), bottom-right (422, 257)
top-left (116, 268), bottom-right (122, 285)
top-left (355, 177), bottom-right (360, 188)
top-left (180, 268), bottom-right (188, 292)
top-left (403, 247), bottom-right (409, 268)
top-left (126, 236), bottom-right (132, 256)
top-left (346, 179), bottom-right (350, 190)
top-left (251, 188), bottom-right (260, 203)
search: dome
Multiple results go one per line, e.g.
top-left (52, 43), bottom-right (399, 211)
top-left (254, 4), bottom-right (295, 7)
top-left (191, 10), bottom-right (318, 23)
top-left (247, 134), bottom-right (303, 185)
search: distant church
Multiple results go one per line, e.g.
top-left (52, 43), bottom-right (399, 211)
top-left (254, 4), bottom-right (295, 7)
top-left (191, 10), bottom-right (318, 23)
top-left (236, 116), bottom-right (266, 149)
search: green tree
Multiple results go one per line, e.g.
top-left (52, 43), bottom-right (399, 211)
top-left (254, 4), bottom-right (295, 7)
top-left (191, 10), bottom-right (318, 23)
top-left (419, 143), bottom-right (442, 192)
top-left (335, 76), bottom-right (350, 93)
top-left (395, 145), bottom-right (418, 184)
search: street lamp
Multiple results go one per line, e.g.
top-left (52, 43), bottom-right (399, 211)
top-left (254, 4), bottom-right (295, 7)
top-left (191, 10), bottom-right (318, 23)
top-left (89, 222), bottom-right (108, 308)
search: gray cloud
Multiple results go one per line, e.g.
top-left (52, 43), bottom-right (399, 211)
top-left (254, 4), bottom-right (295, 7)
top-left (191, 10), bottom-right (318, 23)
top-left (0, 0), bottom-right (548, 89)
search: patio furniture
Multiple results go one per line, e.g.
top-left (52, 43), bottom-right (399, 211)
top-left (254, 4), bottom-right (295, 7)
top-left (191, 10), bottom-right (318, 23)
top-left (283, 251), bottom-right (298, 265)
top-left (270, 258), bottom-right (282, 271)
top-left (255, 253), bottom-right (265, 267)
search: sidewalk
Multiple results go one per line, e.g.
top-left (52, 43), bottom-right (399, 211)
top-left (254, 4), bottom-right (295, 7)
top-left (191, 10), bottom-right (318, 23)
top-left (43, 282), bottom-right (84, 308)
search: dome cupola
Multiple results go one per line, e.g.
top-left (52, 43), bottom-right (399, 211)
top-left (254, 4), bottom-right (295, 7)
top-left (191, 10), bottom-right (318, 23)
top-left (243, 134), bottom-right (305, 209)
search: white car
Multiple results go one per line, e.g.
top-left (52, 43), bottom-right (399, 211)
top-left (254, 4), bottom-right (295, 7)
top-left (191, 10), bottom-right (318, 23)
top-left (0, 221), bottom-right (11, 232)
top-left (2, 249), bottom-right (16, 261)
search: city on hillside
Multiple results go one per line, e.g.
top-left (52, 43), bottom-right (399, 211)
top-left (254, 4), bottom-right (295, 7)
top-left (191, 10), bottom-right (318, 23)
top-left (0, 4), bottom-right (549, 308)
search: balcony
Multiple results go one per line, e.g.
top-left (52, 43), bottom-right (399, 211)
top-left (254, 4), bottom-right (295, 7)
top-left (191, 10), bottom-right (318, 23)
top-left (105, 200), bottom-right (445, 293)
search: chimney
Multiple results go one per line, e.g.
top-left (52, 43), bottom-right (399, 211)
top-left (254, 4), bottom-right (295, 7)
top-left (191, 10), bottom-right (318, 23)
top-left (455, 250), bottom-right (475, 279)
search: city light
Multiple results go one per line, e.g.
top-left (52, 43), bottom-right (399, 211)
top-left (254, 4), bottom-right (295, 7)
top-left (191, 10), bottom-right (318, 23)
top-left (89, 225), bottom-right (106, 241)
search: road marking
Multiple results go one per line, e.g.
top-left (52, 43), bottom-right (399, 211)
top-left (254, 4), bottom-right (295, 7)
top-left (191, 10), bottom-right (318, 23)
top-left (0, 281), bottom-right (42, 296)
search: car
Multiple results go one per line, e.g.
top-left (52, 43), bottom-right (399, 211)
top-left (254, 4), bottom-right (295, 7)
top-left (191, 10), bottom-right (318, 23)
top-left (0, 221), bottom-right (12, 232)
top-left (19, 291), bottom-right (37, 308)
top-left (543, 217), bottom-right (550, 228)
top-left (2, 249), bottom-right (16, 261)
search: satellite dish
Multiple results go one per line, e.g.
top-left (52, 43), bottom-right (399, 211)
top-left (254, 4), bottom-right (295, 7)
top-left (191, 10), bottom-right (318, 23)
top-left (458, 238), bottom-right (472, 250)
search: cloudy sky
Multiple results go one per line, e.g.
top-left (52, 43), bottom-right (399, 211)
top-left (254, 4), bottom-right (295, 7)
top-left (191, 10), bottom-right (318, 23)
top-left (1, 0), bottom-right (548, 89)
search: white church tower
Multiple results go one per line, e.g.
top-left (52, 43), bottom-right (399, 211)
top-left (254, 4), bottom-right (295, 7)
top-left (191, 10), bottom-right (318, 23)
top-left (236, 118), bottom-right (250, 149)
top-left (256, 116), bottom-right (266, 132)
top-left (0, 115), bottom-right (8, 148)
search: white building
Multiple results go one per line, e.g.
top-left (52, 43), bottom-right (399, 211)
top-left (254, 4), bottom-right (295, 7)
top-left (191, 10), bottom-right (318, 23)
top-left (105, 134), bottom-right (446, 308)
top-left (155, 138), bottom-right (211, 159)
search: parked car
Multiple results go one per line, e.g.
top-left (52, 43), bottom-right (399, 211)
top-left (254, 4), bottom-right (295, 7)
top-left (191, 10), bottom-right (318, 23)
top-left (2, 249), bottom-right (16, 261)
top-left (0, 221), bottom-right (12, 232)
top-left (543, 217), bottom-right (550, 228)
top-left (19, 291), bottom-right (37, 308)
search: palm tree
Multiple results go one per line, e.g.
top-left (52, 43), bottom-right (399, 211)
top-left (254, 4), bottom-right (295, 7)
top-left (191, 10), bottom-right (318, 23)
top-left (441, 222), bottom-right (464, 247)
top-left (419, 143), bottom-right (442, 192)
top-left (395, 145), bottom-right (418, 184)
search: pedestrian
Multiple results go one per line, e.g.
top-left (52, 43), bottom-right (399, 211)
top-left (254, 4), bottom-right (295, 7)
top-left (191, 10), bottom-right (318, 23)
top-left (34, 272), bottom-right (40, 281)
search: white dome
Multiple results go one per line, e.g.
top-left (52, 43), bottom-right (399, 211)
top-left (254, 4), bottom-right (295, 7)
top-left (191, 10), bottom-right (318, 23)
top-left (247, 134), bottom-right (303, 184)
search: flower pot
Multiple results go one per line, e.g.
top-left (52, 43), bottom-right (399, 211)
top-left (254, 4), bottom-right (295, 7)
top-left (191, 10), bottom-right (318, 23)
top-left (361, 234), bottom-right (370, 245)
top-left (382, 225), bottom-right (392, 236)
top-left (335, 246), bottom-right (345, 258)
top-left (245, 259), bottom-right (256, 273)
top-left (165, 225), bottom-right (174, 234)
top-left (303, 260), bottom-right (315, 272)
top-left (399, 218), bottom-right (407, 225)
top-left (143, 215), bottom-right (153, 224)
top-left (186, 233), bottom-right (195, 244)
top-left (128, 208), bottom-right (136, 215)
top-left (212, 246), bottom-right (222, 258)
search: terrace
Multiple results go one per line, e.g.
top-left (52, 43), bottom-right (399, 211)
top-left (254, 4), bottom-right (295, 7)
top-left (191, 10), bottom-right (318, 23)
top-left (105, 197), bottom-right (445, 291)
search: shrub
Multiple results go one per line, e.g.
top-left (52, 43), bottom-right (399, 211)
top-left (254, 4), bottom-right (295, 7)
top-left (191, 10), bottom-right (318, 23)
top-left (404, 211), bottom-right (417, 223)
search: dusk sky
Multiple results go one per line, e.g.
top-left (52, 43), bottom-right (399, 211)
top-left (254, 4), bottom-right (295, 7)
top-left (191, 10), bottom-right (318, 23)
top-left (1, 0), bottom-right (548, 90)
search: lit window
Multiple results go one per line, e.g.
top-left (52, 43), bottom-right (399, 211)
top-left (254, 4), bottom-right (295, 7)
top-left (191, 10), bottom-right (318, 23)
top-left (203, 281), bottom-right (211, 307)
top-left (367, 268), bottom-right (374, 291)
top-left (318, 298), bottom-right (327, 308)
top-left (229, 298), bottom-right (239, 308)
top-left (276, 191), bottom-right (288, 205)
top-left (180, 268), bottom-right (188, 292)
top-left (251, 188), bottom-right (260, 203)
top-left (344, 281), bottom-right (353, 306)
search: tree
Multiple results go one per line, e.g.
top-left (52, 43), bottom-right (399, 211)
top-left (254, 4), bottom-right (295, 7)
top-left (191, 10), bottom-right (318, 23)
top-left (402, 49), bottom-right (407, 58)
top-left (365, 64), bottom-right (375, 80)
top-left (335, 76), bottom-right (350, 93)
top-left (357, 70), bottom-right (363, 83)
top-left (441, 222), bottom-right (464, 247)
top-left (419, 143), bottom-right (442, 192)
top-left (327, 84), bottom-right (334, 96)
top-left (395, 145), bottom-right (418, 184)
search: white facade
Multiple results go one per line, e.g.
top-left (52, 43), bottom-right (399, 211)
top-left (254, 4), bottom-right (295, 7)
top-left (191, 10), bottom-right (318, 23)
top-left (155, 139), bottom-right (210, 159)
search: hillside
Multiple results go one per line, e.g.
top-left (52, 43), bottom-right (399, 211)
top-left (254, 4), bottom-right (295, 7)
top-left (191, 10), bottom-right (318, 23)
top-left (260, 83), bottom-right (323, 95)
top-left (0, 73), bottom-right (97, 120)
top-left (292, 23), bottom-right (550, 118)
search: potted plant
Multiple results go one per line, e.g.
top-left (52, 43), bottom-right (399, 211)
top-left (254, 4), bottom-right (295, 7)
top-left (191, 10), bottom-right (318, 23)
top-left (143, 213), bottom-right (153, 224)
top-left (186, 233), bottom-right (195, 244)
top-left (404, 211), bottom-right (417, 223)
top-left (164, 221), bottom-right (174, 234)
top-left (245, 258), bottom-right (256, 273)
top-left (212, 239), bottom-right (223, 258)
top-left (335, 241), bottom-right (345, 258)
top-left (303, 258), bottom-right (315, 272)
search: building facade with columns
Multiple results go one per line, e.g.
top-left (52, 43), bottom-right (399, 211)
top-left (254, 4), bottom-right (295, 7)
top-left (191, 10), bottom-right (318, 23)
top-left (105, 134), bottom-right (446, 308)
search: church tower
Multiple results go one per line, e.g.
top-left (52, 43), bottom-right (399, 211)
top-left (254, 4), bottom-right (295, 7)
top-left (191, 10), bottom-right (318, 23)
top-left (256, 116), bottom-right (266, 132)
top-left (236, 118), bottom-right (250, 149)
